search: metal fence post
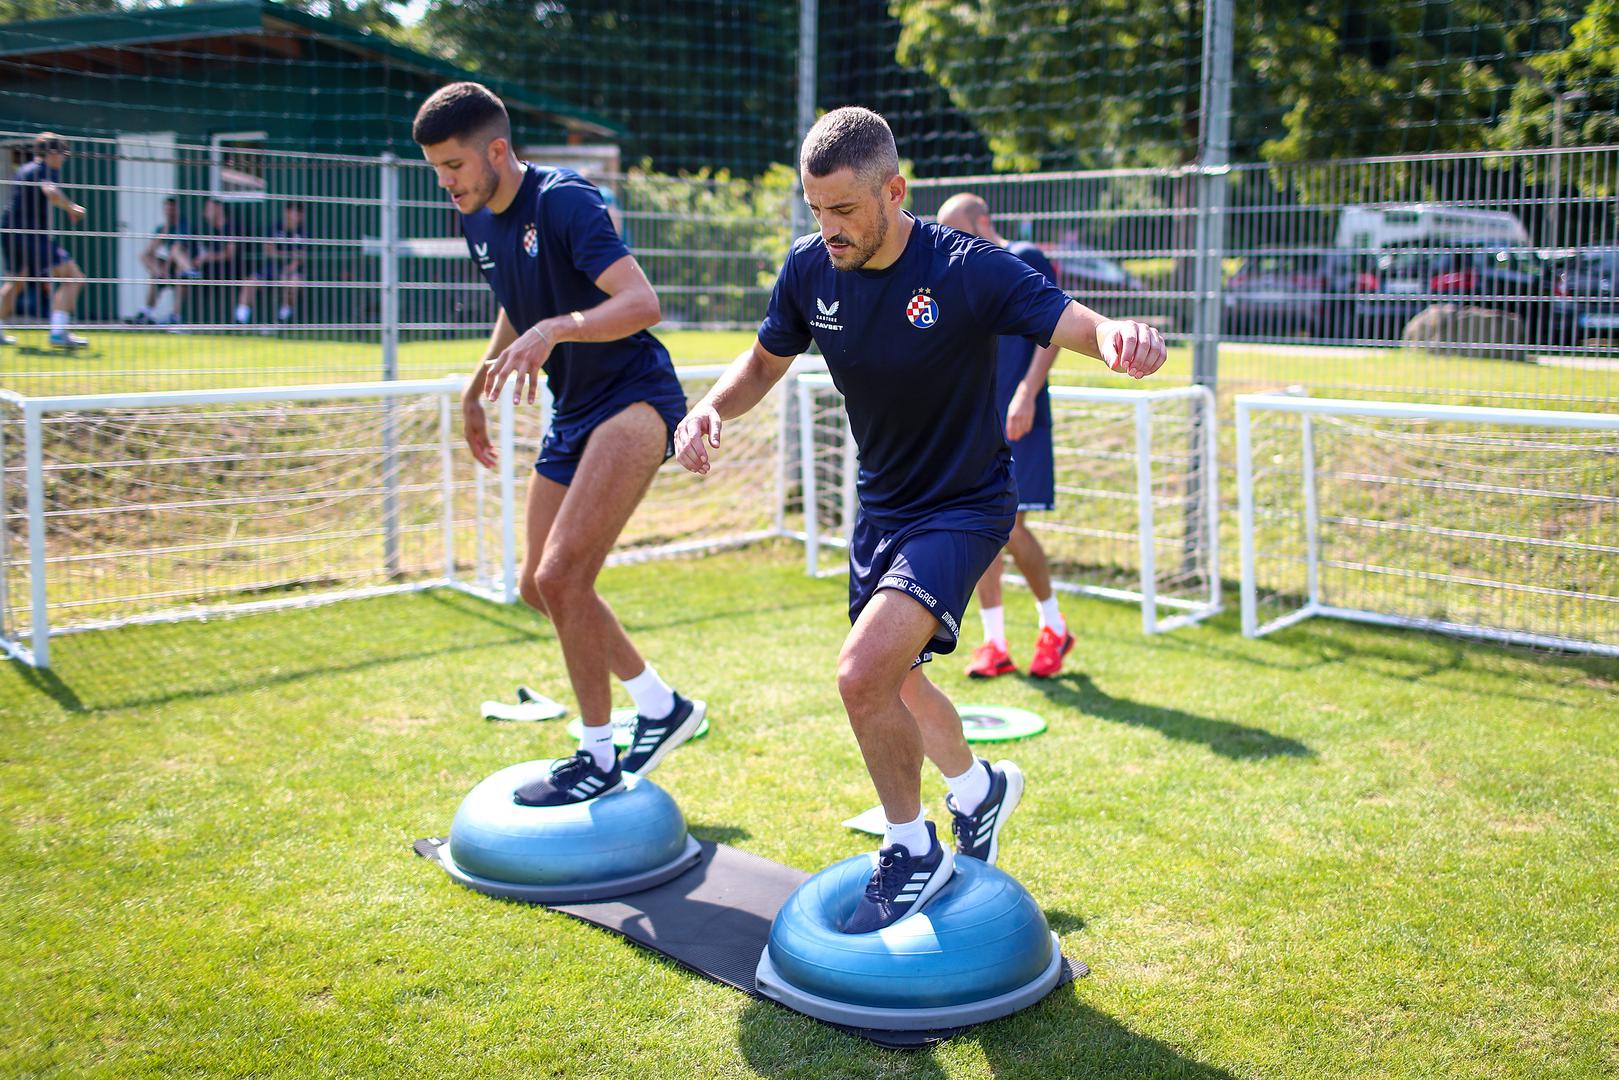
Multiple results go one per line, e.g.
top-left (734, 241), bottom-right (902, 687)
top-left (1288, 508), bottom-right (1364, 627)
top-left (380, 153), bottom-right (401, 577)
top-left (1187, 0), bottom-right (1234, 578)
top-left (791, 0), bottom-right (818, 240)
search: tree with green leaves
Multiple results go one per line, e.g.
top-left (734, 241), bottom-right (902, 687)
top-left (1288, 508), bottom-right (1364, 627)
top-left (417, 0), bottom-right (798, 176)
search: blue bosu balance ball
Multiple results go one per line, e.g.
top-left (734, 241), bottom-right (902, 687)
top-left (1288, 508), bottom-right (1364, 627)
top-left (755, 854), bottom-right (1064, 1030)
top-left (440, 760), bottom-right (701, 903)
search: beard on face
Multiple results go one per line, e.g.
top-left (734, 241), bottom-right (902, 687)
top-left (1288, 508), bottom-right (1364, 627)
top-left (456, 156), bottom-right (501, 214)
top-left (826, 207), bottom-right (888, 271)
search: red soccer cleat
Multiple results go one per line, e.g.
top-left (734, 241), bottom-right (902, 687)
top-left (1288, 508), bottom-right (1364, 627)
top-left (1027, 625), bottom-right (1075, 679)
top-left (965, 640), bottom-right (1017, 679)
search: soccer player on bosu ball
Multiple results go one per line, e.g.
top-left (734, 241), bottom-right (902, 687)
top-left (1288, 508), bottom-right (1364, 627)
top-left (676, 107), bottom-right (1165, 932)
top-left (414, 83), bottom-right (705, 806)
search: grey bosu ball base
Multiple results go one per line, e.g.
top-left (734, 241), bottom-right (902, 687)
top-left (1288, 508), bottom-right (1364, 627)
top-left (755, 931), bottom-right (1065, 1031)
top-left (431, 834), bottom-right (702, 904)
top-left (432, 760), bottom-right (703, 904)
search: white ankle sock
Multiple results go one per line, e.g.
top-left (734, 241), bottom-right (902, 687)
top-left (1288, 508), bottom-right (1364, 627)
top-left (234, 304), bottom-right (251, 323)
top-left (883, 809), bottom-right (930, 855)
top-left (944, 759), bottom-right (991, 815)
top-left (578, 722), bottom-right (616, 770)
top-left (622, 664), bottom-right (675, 720)
top-left (278, 305), bottom-right (293, 320)
top-left (979, 605), bottom-right (1006, 648)
top-left (1036, 595), bottom-right (1065, 635)
top-left (50, 310), bottom-right (68, 331)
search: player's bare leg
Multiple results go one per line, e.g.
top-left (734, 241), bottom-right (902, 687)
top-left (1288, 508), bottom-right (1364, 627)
top-left (519, 470), bottom-right (647, 683)
top-left (837, 588), bottom-right (941, 822)
top-left (900, 666), bottom-right (973, 778)
top-left (534, 402), bottom-right (666, 729)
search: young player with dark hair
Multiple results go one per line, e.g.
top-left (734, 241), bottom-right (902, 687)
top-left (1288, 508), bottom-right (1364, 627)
top-left (414, 82), bottom-right (705, 806)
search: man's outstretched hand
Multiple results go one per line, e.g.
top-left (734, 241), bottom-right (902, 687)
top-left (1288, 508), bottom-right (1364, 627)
top-left (1096, 319), bottom-right (1167, 379)
top-left (674, 404), bottom-right (723, 475)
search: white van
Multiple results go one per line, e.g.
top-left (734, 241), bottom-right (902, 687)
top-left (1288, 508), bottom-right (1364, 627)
top-left (1335, 204), bottom-right (1530, 252)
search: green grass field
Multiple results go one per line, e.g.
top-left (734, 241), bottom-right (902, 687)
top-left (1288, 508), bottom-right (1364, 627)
top-left (3, 545), bottom-right (1616, 1078)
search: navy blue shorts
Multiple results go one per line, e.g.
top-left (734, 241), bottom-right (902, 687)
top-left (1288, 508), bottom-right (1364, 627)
top-left (534, 374), bottom-right (688, 487)
top-left (1009, 424), bottom-right (1055, 512)
top-left (847, 509), bottom-right (1014, 663)
top-left (2, 233), bottom-right (70, 278)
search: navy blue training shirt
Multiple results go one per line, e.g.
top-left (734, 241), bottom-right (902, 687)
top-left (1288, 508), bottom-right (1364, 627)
top-left (461, 165), bottom-right (674, 423)
top-left (759, 215), bottom-right (1072, 525)
top-left (2, 160), bottom-right (57, 231)
top-left (994, 241), bottom-right (1060, 430)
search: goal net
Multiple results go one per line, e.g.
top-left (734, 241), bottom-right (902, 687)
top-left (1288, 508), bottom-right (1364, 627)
top-left (0, 368), bottom-right (791, 668)
top-left (794, 373), bottom-right (1220, 633)
top-left (1237, 394), bottom-right (1619, 655)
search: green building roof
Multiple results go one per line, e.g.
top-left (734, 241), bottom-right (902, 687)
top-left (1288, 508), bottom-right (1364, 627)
top-left (0, 0), bottom-right (622, 144)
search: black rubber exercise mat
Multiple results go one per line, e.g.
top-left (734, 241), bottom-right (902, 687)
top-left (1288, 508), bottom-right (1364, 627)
top-left (413, 837), bottom-right (1085, 1049)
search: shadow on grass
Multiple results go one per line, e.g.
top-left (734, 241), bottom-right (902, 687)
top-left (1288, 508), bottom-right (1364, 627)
top-left (9, 589), bottom-right (537, 715)
top-left (688, 823), bottom-right (752, 845)
top-left (1030, 672), bottom-right (1313, 760)
top-left (7, 584), bottom-right (842, 717)
top-left (737, 982), bottom-right (1239, 1079)
top-left (1159, 607), bottom-right (1619, 707)
top-left (1043, 909), bottom-right (1087, 935)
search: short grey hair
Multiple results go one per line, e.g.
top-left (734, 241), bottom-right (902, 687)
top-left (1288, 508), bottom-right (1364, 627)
top-left (799, 107), bottom-right (899, 190)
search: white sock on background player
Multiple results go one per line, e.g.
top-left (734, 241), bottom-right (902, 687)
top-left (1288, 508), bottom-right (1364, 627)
top-left (1036, 595), bottom-right (1065, 637)
top-left (979, 605), bottom-right (1006, 648)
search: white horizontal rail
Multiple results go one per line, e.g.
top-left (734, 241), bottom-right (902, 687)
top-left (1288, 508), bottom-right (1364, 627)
top-left (1236, 393), bottom-right (1619, 431)
top-left (16, 377), bottom-right (467, 413)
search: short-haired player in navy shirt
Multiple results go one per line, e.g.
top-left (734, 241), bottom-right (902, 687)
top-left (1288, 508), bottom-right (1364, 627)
top-left (0, 133), bottom-right (90, 349)
top-left (937, 193), bottom-right (1072, 681)
top-left (675, 108), bottom-right (1164, 933)
top-left (414, 83), bottom-right (705, 807)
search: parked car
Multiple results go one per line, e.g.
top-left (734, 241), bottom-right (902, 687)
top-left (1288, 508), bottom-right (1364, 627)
top-left (1223, 252), bottom-right (1327, 337)
top-left (1426, 242), bottom-right (1575, 346)
top-left (1352, 243), bottom-right (1433, 341)
top-left (1353, 239), bottom-right (1574, 346)
top-left (1556, 248), bottom-right (1619, 343)
top-left (1046, 249), bottom-right (1144, 297)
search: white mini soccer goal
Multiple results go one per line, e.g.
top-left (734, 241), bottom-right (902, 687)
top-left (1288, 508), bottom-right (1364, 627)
top-left (0, 367), bottom-right (791, 669)
top-left (1236, 393), bottom-right (1619, 655)
top-left (794, 373), bottom-right (1221, 634)
top-left (0, 378), bottom-right (506, 669)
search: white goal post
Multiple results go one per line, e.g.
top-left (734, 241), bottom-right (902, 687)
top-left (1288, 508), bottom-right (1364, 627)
top-left (794, 373), bottom-right (1221, 634)
top-left (1236, 393), bottom-right (1619, 656)
top-left (0, 378), bottom-right (503, 669)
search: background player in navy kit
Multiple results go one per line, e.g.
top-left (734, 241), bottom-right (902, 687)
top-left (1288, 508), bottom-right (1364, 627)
top-left (675, 108), bottom-right (1165, 932)
top-left (937, 193), bottom-right (1073, 680)
top-left (0, 133), bottom-right (89, 349)
top-left (413, 83), bottom-right (705, 807)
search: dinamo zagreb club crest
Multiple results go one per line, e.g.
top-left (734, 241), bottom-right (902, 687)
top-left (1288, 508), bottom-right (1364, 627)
top-left (906, 292), bottom-right (938, 329)
top-left (523, 223), bottom-right (539, 258)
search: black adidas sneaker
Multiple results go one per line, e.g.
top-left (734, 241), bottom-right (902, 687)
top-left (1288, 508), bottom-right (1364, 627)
top-left (945, 758), bottom-right (1024, 865)
top-left (840, 821), bottom-right (955, 934)
top-left (620, 694), bottom-right (707, 776)
top-left (512, 750), bottom-right (625, 807)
